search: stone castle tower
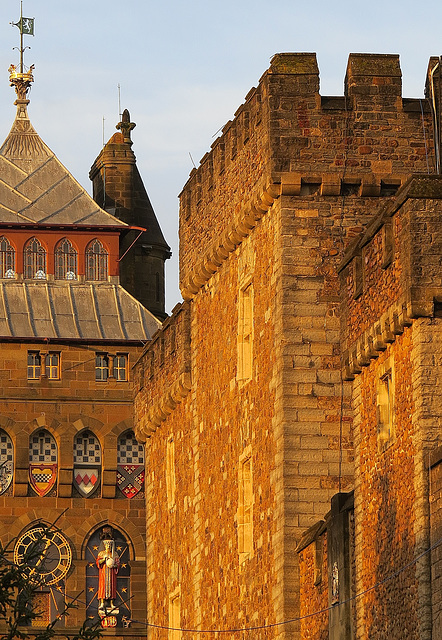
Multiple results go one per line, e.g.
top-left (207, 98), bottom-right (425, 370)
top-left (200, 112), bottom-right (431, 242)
top-left (134, 53), bottom-right (442, 640)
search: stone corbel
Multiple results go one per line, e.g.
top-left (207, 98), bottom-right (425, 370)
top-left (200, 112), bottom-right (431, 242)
top-left (348, 349), bottom-right (362, 376)
top-left (355, 339), bottom-right (371, 368)
top-left (360, 178), bottom-right (381, 197)
top-left (344, 299), bottom-right (417, 379)
top-left (381, 317), bottom-right (395, 344)
top-left (136, 372), bottom-right (192, 438)
top-left (321, 174), bottom-right (341, 196)
top-left (372, 323), bottom-right (387, 352)
top-left (181, 183), bottom-right (280, 300)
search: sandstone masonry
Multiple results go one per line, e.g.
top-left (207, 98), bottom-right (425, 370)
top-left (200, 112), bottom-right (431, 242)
top-left (134, 53), bottom-right (441, 640)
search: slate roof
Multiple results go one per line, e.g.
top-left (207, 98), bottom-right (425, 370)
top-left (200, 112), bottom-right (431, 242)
top-left (0, 105), bottom-right (127, 227)
top-left (0, 98), bottom-right (161, 342)
top-left (0, 281), bottom-right (160, 341)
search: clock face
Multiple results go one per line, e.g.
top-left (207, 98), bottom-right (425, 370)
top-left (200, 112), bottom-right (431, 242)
top-left (14, 527), bottom-right (72, 585)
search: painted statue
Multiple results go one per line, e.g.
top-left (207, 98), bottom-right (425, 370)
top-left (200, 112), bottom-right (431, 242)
top-left (97, 538), bottom-right (120, 611)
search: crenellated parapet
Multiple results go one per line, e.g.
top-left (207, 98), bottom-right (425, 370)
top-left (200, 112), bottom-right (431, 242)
top-left (134, 302), bottom-right (191, 440)
top-left (179, 53), bottom-right (435, 301)
top-left (340, 175), bottom-right (442, 378)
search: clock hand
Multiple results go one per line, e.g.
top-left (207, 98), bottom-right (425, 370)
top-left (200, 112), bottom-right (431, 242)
top-left (35, 537), bottom-right (52, 570)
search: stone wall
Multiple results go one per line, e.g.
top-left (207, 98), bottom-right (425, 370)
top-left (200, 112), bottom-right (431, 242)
top-left (136, 218), bottom-right (280, 638)
top-left (430, 447), bottom-right (442, 640)
top-left (297, 522), bottom-right (329, 640)
top-left (135, 54), bottom-right (441, 640)
top-left (178, 53), bottom-right (434, 302)
top-left (340, 183), bottom-right (442, 640)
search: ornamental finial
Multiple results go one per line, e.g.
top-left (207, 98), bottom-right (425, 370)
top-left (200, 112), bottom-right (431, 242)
top-left (116, 109), bottom-right (136, 145)
top-left (9, 2), bottom-right (35, 102)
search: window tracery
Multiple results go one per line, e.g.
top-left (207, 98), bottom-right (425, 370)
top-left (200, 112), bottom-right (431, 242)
top-left (117, 431), bottom-right (145, 498)
top-left (55, 238), bottom-right (77, 280)
top-left (0, 429), bottom-right (13, 495)
top-left (86, 239), bottom-right (108, 281)
top-left (24, 237), bottom-right (46, 280)
top-left (0, 236), bottom-right (15, 278)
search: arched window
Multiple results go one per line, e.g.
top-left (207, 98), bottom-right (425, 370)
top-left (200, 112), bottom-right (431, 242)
top-left (24, 237), bottom-right (46, 280)
top-left (85, 525), bottom-right (131, 627)
top-left (117, 430), bottom-right (145, 498)
top-left (85, 239), bottom-right (108, 281)
top-left (29, 430), bottom-right (58, 497)
top-left (55, 238), bottom-right (77, 280)
top-left (73, 430), bottom-right (101, 497)
top-left (0, 429), bottom-right (13, 495)
top-left (0, 236), bottom-right (15, 278)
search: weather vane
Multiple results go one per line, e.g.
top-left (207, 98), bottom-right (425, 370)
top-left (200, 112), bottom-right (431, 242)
top-left (8, 1), bottom-right (35, 101)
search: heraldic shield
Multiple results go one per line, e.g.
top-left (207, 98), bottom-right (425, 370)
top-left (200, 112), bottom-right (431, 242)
top-left (29, 430), bottom-right (58, 497)
top-left (117, 431), bottom-right (145, 499)
top-left (73, 468), bottom-right (100, 497)
top-left (73, 430), bottom-right (101, 498)
top-left (117, 465), bottom-right (145, 499)
top-left (29, 464), bottom-right (57, 497)
top-left (0, 430), bottom-right (13, 495)
top-left (0, 460), bottom-right (13, 495)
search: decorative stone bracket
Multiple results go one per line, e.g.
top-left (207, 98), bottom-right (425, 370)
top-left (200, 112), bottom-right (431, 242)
top-left (343, 298), bottom-right (413, 379)
top-left (135, 372), bottom-right (192, 440)
top-left (180, 183), bottom-right (281, 300)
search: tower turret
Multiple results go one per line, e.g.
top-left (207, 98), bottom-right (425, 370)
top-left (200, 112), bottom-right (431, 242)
top-left (90, 110), bottom-right (171, 320)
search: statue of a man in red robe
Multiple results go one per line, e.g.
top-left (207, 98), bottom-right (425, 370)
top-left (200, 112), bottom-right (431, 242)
top-left (97, 537), bottom-right (120, 611)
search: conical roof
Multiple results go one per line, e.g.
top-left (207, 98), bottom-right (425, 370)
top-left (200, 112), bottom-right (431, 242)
top-left (0, 100), bottom-right (127, 227)
top-left (90, 112), bottom-right (170, 252)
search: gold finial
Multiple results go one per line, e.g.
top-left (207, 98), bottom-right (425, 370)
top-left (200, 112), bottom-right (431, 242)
top-left (116, 109), bottom-right (136, 145)
top-left (9, 2), bottom-right (35, 102)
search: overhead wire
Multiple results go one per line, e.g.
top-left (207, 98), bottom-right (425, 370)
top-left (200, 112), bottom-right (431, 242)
top-left (115, 531), bottom-right (442, 634)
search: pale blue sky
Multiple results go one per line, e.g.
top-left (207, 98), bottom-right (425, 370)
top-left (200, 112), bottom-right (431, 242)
top-left (0, 0), bottom-right (441, 312)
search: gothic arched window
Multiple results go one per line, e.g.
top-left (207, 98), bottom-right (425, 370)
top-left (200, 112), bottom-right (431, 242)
top-left (117, 431), bottom-right (145, 498)
top-left (24, 237), bottom-right (46, 280)
top-left (85, 239), bottom-right (108, 281)
top-left (73, 430), bottom-right (101, 497)
top-left (55, 238), bottom-right (77, 280)
top-left (29, 430), bottom-right (58, 497)
top-left (0, 236), bottom-right (15, 278)
top-left (85, 526), bottom-right (131, 627)
top-left (0, 429), bottom-right (13, 495)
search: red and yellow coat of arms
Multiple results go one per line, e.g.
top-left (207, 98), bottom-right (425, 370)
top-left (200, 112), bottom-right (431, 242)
top-left (29, 464), bottom-right (57, 497)
top-left (29, 430), bottom-right (58, 497)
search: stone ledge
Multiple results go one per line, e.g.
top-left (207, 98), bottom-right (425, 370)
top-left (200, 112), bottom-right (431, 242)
top-left (343, 282), bottom-right (442, 379)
